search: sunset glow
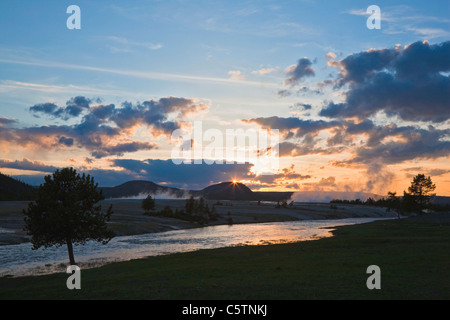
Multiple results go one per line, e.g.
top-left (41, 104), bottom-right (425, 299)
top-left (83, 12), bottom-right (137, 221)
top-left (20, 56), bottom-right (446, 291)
top-left (0, 0), bottom-right (449, 198)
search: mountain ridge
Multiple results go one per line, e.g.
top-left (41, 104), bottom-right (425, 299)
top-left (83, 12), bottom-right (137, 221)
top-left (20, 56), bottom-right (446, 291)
top-left (0, 172), bottom-right (37, 201)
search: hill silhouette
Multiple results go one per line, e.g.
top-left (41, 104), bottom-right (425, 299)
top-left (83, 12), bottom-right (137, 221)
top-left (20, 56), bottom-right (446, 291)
top-left (100, 180), bottom-right (186, 199)
top-left (101, 180), bottom-right (293, 202)
top-left (194, 181), bottom-right (293, 201)
top-left (0, 172), bottom-right (37, 201)
top-left (196, 182), bottom-right (254, 200)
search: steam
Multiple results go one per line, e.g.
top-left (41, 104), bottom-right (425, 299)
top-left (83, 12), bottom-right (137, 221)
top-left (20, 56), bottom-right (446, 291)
top-left (291, 191), bottom-right (382, 203)
top-left (364, 161), bottom-right (394, 195)
top-left (113, 189), bottom-right (193, 200)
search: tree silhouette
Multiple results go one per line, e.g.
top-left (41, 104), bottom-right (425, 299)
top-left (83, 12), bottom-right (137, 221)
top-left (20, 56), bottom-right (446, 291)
top-left (23, 168), bottom-right (114, 265)
top-left (142, 195), bottom-right (155, 214)
top-left (405, 174), bottom-right (436, 212)
top-left (386, 191), bottom-right (401, 218)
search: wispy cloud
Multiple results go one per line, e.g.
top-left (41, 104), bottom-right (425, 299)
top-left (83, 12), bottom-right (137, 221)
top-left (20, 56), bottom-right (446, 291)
top-left (346, 5), bottom-right (450, 39)
top-left (0, 58), bottom-right (279, 88)
top-left (103, 36), bottom-right (163, 53)
top-left (0, 80), bottom-right (134, 96)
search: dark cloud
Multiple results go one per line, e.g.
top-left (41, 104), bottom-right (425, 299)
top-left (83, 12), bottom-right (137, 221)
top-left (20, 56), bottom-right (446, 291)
top-left (297, 86), bottom-right (322, 95)
top-left (0, 158), bottom-right (59, 173)
top-left (29, 96), bottom-right (92, 119)
top-left (244, 116), bottom-right (340, 138)
top-left (112, 159), bottom-right (254, 189)
top-left (4, 96), bottom-right (208, 158)
top-left (320, 40), bottom-right (450, 123)
top-left (64, 96), bottom-right (92, 118)
top-left (285, 58), bottom-right (315, 86)
top-left (277, 89), bottom-right (292, 97)
top-left (350, 126), bottom-right (450, 164)
top-left (7, 159), bottom-right (312, 190)
top-left (1, 158), bottom-right (251, 188)
top-left (245, 113), bottom-right (450, 164)
top-left (90, 141), bottom-right (157, 159)
top-left (0, 117), bottom-right (16, 126)
top-left (290, 103), bottom-right (312, 111)
top-left (29, 102), bottom-right (61, 117)
top-left (111, 97), bottom-right (207, 136)
top-left (277, 141), bottom-right (344, 157)
top-left (58, 136), bottom-right (74, 147)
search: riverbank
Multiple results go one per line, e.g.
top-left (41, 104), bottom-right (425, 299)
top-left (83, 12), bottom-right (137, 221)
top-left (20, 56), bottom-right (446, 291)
top-left (1, 217), bottom-right (449, 299)
top-left (0, 199), bottom-right (397, 245)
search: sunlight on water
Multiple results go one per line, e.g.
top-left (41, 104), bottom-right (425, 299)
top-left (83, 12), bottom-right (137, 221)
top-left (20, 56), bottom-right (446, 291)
top-left (0, 218), bottom-right (388, 277)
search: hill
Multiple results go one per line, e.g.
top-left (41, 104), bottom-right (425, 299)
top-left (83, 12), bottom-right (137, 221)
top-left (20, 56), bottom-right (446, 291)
top-left (195, 182), bottom-right (293, 201)
top-left (100, 180), bottom-right (186, 199)
top-left (194, 182), bottom-right (253, 200)
top-left (0, 172), bottom-right (37, 201)
top-left (100, 180), bottom-right (293, 202)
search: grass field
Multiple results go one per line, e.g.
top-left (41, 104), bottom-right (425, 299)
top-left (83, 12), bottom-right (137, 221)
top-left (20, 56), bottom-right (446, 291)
top-left (1, 217), bottom-right (449, 300)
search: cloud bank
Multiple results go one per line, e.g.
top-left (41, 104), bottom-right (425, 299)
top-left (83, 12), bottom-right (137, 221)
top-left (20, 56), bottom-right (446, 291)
top-left (3, 96), bottom-right (209, 158)
top-left (320, 40), bottom-right (450, 123)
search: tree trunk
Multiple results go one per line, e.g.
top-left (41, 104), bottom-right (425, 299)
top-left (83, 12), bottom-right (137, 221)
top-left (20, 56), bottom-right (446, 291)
top-left (66, 238), bottom-right (76, 265)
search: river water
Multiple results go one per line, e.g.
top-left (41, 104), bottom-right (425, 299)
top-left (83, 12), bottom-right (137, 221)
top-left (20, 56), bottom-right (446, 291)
top-left (0, 218), bottom-right (385, 277)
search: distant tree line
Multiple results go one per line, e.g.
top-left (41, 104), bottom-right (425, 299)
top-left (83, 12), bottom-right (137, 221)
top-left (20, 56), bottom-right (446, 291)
top-left (274, 200), bottom-right (295, 208)
top-left (330, 174), bottom-right (449, 216)
top-left (142, 195), bottom-right (218, 225)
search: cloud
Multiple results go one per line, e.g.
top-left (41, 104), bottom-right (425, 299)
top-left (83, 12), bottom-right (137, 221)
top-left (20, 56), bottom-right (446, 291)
top-left (7, 158), bottom-right (311, 190)
top-left (0, 57), bottom-right (279, 88)
top-left (90, 141), bottom-right (157, 159)
top-left (105, 36), bottom-right (163, 52)
top-left (251, 67), bottom-right (277, 75)
top-left (0, 158), bottom-right (59, 173)
top-left (245, 113), bottom-right (450, 165)
top-left (3, 96), bottom-right (209, 158)
top-left (290, 103), bottom-right (312, 111)
top-left (228, 70), bottom-right (248, 80)
top-left (346, 5), bottom-right (450, 39)
top-left (0, 117), bottom-right (16, 126)
top-left (58, 136), bottom-right (74, 147)
top-left (325, 52), bottom-right (337, 60)
top-left (285, 58), bottom-right (315, 85)
top-left (64, 96), bottom-right (92, 118)
top-left (349, 126), bottom-right (450, 165)
top-left (320, 40), bottom-right (450, 123)
top-left (29, 102), bottom-right (61, 117)
top-left (111, 158), bottom-right (254, 189)
top-left (30, 96), bottom-right (93, 120)
top-left (243, 116), bottom-right (341, 138)
top-left (277, 89), bottom-right (292, 97)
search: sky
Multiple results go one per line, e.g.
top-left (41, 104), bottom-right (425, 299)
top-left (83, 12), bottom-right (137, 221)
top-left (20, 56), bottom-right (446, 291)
top-left (0, 0), bottom-right (449, 197)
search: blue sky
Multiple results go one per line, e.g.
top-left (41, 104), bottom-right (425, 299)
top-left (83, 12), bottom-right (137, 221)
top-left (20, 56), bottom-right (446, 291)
top-left (0, 0), bottom-right (449, 195)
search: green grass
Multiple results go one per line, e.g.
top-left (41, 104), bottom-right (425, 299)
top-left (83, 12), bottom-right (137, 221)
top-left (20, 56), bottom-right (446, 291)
top-left (1, 218), bottom-right (449, 299)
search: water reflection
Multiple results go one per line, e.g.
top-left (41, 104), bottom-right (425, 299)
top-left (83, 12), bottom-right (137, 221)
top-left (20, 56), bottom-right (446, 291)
top-left (0, 218), bottom-right (386, 277)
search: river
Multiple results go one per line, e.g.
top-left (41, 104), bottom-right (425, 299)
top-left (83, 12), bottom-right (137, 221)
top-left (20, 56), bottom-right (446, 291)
top-left (0, 218), bottom-right (387, 277)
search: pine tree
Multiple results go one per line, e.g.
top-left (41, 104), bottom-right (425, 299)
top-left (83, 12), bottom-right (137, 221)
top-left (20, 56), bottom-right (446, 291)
top-left (23, 168), bottom-right (114, 265)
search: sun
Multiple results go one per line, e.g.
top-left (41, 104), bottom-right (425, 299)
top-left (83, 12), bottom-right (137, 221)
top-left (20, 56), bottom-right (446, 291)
top-left (232, 180), bottom-right (237, 184)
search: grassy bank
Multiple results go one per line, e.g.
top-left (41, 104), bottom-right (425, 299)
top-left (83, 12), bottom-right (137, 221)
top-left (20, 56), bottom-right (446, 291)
top-left (1, 218), bottom-right (449, 299)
